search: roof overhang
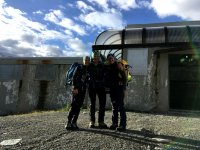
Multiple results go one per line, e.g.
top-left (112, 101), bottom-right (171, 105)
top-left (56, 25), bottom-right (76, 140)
top-left (93, 21), bottom-right (200, 59)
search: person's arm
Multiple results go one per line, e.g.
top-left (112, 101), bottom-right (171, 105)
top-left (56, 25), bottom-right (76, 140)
top-left (72, 65), bottom-right (82, 94)
top-left (120, 70), bottom-right (127, 91)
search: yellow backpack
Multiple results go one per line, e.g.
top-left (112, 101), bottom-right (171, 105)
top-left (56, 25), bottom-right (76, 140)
top-left (118, 59), bottom-right (132, 82)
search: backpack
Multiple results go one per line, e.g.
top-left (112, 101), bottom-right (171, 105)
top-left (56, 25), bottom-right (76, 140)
top-left (118, 59), bottom-right (132, 83)
top-left (66, 62), bottom-right (81, 85)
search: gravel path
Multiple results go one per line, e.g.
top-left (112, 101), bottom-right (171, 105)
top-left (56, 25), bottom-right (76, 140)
top-left (0, 110), bottom-right (200, 150)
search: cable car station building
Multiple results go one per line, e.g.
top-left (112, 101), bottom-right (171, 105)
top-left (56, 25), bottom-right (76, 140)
top-left (93, 21), bottom-right (200, 112)
top-left (1, 21), bottom-right (200, 115)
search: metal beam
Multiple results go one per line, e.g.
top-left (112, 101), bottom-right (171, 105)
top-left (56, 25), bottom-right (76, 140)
top-left (92, 42), bottom-right (200, 51)
top-left (127, 20), bottom-right (200, 29)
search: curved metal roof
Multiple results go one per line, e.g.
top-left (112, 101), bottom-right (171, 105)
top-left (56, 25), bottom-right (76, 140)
top-left (93, 21), bottom-right (200, 60)
top-left (94, 30), bottom-right (123, 60)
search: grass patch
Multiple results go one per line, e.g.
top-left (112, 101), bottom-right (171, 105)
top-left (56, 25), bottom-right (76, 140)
top-left (58, 103), bottom-right (71, 112)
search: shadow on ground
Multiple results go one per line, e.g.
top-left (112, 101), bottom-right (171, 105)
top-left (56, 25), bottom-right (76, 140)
top-left (79, 127), bottom-right (200, 150)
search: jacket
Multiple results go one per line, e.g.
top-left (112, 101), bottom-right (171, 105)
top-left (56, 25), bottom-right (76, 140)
top-left (73, 65), bottom-right (89, 90)
top-left (88, 62), bottom-right (104, 88)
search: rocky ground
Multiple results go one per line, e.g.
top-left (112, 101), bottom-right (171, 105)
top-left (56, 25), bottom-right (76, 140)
top-left (0, 110), bottom-right (200, 150)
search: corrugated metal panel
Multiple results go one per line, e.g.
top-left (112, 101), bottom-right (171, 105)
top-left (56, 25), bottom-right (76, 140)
top-left (95, 30), bottom-right (122, 45)
top-left (190, 26), bottom-right (200, 42)
top-left (0, 65), bottom-right (23, 80)
top-left (167, 26), bottom-right (189, 42)
top-left (127, 21), bottom-right (200, 29)
top-left (125, 28), bottom-right (142, 44)
top-left (146, 27), bottom-right (165, 43)
top-left (35, 65), bottom-right (57, 81)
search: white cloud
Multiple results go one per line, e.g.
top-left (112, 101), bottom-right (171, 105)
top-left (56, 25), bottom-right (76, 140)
top-left (35, 45), bottom-right (64, 57)
top-left (137, 0), bottom-right (151, 8)
top-left (44, 10), bottom-right (86, 36)
top-left (64, 30), bottom-right (73, 36)
top-left (0, 1), bottom-right (89, 57)
top-left (58, 5), bottom-right (66, 10)
top-left (44, 10), bottom-right (63, 23)
top-left (33, 10), bottom-right (43, 15)
top-left (76, 1), bottom-right (94, 13)
top-left (67, 38), bottom-right (88, 52)
top-left (87, 0), bottom-right (109, 10)
top-left (150, 0), bottom-right (200, 20)
top-left (79, 11), bottom-right (125, 29)
top-left (0, 0), bottom-right (5, 6)
top-left (110, 0), bottom-right (138, 10)
top-left (64, 38), bottom-right (90, 56)
top-left (59, 18), bottom-right (86, 36)
top-left (87, 0), bottom-right (138, 11)
top-left (0, 5), bottom-right (45, 41)
top-left (67, 3), bottom-right (74, 8)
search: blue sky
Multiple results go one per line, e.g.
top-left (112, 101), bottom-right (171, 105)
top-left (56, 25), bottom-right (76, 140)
top-left (0, 0), bottom-right (199, 57)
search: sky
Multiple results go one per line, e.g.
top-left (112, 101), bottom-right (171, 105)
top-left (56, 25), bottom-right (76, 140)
top-left (0, 0), bottom-right (200, 57)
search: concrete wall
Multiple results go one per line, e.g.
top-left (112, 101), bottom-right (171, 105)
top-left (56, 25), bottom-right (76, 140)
top-left (156, 50), bottom-right (194, 111)
top-left (156, 53), bottom-right (169, 111)
top-left (123, 48), bottom-right (195, 112)
top-left (0, 57), bottom-right (82, 115)
top-left (123, 48), bottom-right (158, 111)
top-left (2, 50), bottom-right (194, 115)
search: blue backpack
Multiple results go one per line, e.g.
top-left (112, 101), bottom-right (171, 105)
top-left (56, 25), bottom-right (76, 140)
top-left (66, 62), bottom-right (81, 85)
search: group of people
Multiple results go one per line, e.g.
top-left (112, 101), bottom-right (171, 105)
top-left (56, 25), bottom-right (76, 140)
top-left (65, 52), bottom-right (127, 131)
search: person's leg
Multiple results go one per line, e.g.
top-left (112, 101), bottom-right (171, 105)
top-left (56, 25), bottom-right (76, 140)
top-left (117, 87), bottom-right (127, 131)
top-left (97, 87), bottom-right (107, 128)
top-left (65, 95), bottom-right (77, 130)
top-left (71, 89), bottom-right (86, 125)
top-left (88, 87), bottom-right (96, 127)
top-left (109, 87), bottom-right (119, 130)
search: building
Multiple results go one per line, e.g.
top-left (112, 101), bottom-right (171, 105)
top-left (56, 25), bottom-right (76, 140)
top-left (93, 20), bottom-right (200, 112)
top-left (0, 57), bottom-right (82, 115)
top-left (1, 21), bottom-right (200, 115)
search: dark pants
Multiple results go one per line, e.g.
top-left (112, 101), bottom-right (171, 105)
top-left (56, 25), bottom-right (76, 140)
top-left (110, 85), bottom-right (126, 127)
top-left (67, 88), bottom-right (86, 123)
top-left (88, 86), bottom-right (106, 123)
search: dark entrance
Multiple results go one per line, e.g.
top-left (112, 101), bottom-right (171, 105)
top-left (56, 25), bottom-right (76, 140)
top-left (169, 54), bottom-right (200, 110)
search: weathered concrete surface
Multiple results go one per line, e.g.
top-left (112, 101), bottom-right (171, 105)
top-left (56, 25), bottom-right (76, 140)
top-left (0, 57), bottom-right (82, 116)
top-left (0, 110), bottom-right (200, 150)
top-left (0, 80), bottom-right (19, 115)
top-left (124, 52), bottom-right (158, 111)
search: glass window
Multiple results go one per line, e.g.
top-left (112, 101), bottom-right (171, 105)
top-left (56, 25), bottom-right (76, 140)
top-left (127, 48), bottom-right (148, 75)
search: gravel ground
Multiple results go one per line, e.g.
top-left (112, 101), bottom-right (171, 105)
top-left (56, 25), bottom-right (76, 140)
top-left (0, 110), bottom-right (200, 150)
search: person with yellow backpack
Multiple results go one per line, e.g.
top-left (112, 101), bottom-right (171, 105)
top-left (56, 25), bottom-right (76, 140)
top-left (118, 59), bottom-right (132, 84)
top-left (106, 54), bottom-right (129, 131)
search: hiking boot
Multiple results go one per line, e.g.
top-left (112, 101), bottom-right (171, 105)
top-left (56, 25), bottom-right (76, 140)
top-left (98, 122), bottom-right (108, 129)
top-left (109, 124), bottom-right (118, 130)
top-left (65, 122), bottom-right (72, 130)
top-left (116, 126), bottom-right (126, 131)
top-left (71, 123), bottom-right (79, 130)
top-left (89, 122), bottom-right (95, 128)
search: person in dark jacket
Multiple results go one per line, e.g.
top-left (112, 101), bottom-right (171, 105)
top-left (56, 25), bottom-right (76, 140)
top-left (65, 56), bottom-right (90, 130)
top-left (106, 53), bottom-right (127, 131)
top-left (88, 52), bottom-right (107, 128)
